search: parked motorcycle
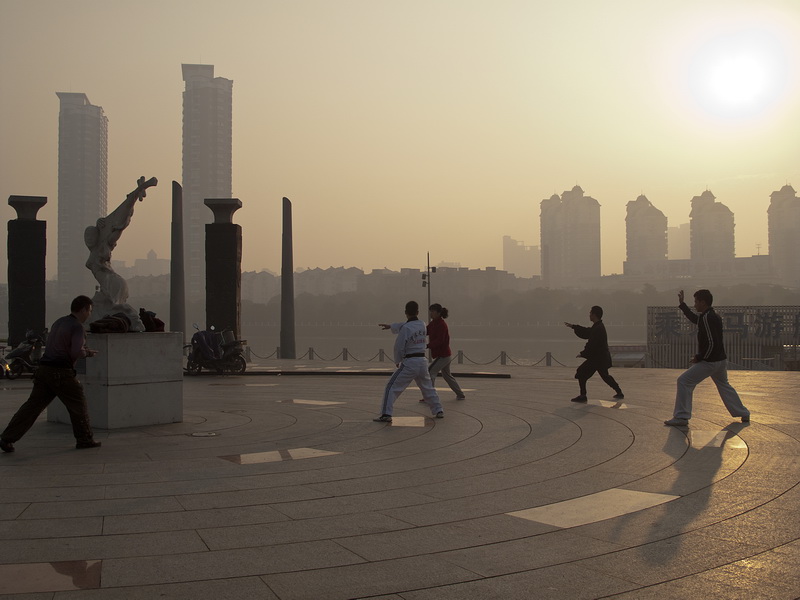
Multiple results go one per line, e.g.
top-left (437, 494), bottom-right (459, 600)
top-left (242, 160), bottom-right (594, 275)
top-left (184, 324), bottom-right (247, 375)
top-left (6, 329), bottom-right (45, 380)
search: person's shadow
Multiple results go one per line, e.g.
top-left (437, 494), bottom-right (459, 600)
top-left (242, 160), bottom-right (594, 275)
top-left (637, 422), bottom-right (745, 566)
top-left (50, 560), bottom-right (102, 590)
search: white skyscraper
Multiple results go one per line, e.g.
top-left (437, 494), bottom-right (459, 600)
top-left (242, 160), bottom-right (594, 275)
top-left (55, 92), bottom-right (108, 301)
top-left (181, 64), bottom-right (233, 306)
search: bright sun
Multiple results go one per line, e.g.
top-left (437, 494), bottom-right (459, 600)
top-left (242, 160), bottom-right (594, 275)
top-left (688, 29), bottom-right (788, 120)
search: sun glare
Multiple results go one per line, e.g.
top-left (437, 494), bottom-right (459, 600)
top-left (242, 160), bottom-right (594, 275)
top-left (688, 29), bottom-right (788, 120)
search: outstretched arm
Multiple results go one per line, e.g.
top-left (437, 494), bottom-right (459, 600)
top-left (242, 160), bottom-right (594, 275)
top-left (104, 177), bottom-right (157, 232)
top-left (678, 289), bottom-right (698, 324)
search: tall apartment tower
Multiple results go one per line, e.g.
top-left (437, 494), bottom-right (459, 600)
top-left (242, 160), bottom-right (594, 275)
top-left (623, 195), bottom-right (667, 275)
top-left (502, 236), bottom-right (540, 278)
top-left (55, 92), bottom-right (108, 301)
top-left (667, 222), bottom-right (691, 260)
top-left (181, 64), bottom-right (233, 304)
top-left (768, 184), bottom-right (800, 288)
top-left (689, 190), bottom-right (735, 261)
top-left (540, 185), bottom-right (601, 288)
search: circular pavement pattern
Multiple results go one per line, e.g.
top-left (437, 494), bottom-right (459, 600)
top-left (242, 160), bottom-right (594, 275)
top-left (1, 365), bottom-right (799, 599)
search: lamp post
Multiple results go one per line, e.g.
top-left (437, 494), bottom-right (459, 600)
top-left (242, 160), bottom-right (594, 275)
top-left (421, 252), bottom-right (436, 309)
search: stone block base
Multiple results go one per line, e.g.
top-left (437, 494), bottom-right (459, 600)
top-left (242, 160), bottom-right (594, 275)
top-left (47, 332), bottom-right (183, 429)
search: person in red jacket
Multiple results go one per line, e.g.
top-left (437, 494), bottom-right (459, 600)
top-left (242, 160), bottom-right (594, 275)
top-left (424, 303), bottom-right (466, 400)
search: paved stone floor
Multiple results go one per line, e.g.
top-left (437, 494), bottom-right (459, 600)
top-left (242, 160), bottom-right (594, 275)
top-left (0, 362), bottom-right (799, 599)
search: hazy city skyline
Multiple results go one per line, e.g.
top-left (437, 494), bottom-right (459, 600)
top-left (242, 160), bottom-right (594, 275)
top-left (2, 1), bottom-right (799, 284)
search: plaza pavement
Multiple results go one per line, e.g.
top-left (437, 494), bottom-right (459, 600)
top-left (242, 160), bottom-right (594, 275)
top-left (0, 361), bottom-right (799, 599)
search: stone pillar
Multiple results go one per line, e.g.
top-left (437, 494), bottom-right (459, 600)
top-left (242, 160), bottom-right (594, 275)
top-left (7, 196), bottom-right (47, 347)
top-left (280, 197), bottom-right (296, 359)
top-left (204, 198), bottom-right (242, 338)
top-left (170, 182), bottom-right (186, 339)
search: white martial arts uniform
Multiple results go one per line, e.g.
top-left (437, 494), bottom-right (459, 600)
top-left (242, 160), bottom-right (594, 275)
top-left (379, 318), bottom-right (443, 416)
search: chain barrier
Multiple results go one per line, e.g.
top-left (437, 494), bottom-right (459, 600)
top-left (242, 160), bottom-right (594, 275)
top-left (245, 347), bottom-right (596, 368)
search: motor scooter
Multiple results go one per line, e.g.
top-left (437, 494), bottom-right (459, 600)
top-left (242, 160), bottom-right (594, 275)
top-left (6, 329), bottom-right (45, 380)
top-left (184, 324), bottom-right (247, 375)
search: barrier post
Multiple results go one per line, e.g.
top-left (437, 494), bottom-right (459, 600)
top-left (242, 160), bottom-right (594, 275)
top-left (379, 349), bottom-right (385, 362)
top-left (500, 351), bottom-right (507, 365)
top-left (309, 347), bottom-right (314, 360)
top-left (457, 350), bottom-right (464, 364)
top-left (276, 346), bottom-right (281, 359)
top-left (343, 347), bottom-right (349, 361)
top-left (546, 351), bottom-right (552, 366)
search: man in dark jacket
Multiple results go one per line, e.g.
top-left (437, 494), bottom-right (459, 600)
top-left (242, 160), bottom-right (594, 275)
top-left (565, 306), bottom-right (623, 403)
top-left (664, 289), bottom-right (750, 426)
top-left (0, 296), bottom-right (102, 452)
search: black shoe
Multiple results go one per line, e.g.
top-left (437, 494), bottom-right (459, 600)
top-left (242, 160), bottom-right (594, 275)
top-left (436, 412), bottom-right (444, 419)
top-left (613, 392), bottom-right (624, 399)
top-left (741, 415), bottom-right (750, 423)
top-left (76, 440), bottom-right (102, 449)
top-left (571, 395), bottom-right (587, 403)
top-left (373, 414), bottom-right (392, 423)
top-left (0, 440), bottom-right (15, 453)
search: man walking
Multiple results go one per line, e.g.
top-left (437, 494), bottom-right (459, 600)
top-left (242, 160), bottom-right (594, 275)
top-left (1, 295), bottom-right (102, 452)
top-left (565, 305), bottom-right (623, 403)
top-left (664, 289), bottom-right (750, 427)
top-left (374, 300), bottom-right (444, 423)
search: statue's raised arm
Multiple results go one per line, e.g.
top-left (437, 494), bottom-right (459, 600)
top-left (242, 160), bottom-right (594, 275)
top-left (102, 176), bottom-right (158, 245)
top-left (84, 176), bottom-right (158, 332)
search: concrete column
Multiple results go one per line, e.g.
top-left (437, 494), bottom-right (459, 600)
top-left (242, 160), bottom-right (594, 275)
top-left (280, 197), bottom-right (296, 359)
top-left (170, 182), bottom-right (186, 339)
top-left (7, 196), bottom-right (47, 347)
top-left (204, 198), bottom-right (242, 338)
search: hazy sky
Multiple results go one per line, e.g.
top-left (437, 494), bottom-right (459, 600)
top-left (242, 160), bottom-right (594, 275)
top-left (1, 0), bottom-right (799, 283)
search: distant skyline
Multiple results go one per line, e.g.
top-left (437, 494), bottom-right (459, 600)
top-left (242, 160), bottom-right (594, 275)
top-left (2, 1), bottom-right (799, 284)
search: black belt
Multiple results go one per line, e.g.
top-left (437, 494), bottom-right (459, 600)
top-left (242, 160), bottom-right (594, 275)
top-left (405, 353), bottom-right (425, 358)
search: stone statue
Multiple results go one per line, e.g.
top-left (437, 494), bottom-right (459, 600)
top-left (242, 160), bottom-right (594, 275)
top-left (84, 176), bottom-right (158, 332)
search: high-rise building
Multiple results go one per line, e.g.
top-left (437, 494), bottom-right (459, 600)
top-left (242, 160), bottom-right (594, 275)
top-left (181, 64), bottom-right (233, 305)
top-left (624, 195), bottom-right (667, 276)
top-left (667, 222), bottom-right (690, 260)
top-left (502, 236), bottom-right (540, 278)
top-left (55, 92), bottom-right (108, 301)
top-left (540, 186), bottom-right (601, 287)
top-left (689, 190), bottom-right (734, 261)
top-left (768, 184), bottom-right (800, 288)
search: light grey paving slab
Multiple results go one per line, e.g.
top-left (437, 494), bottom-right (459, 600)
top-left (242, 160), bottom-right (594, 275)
top-left (19, 497), bottom-right (185, 520)
top-left (0, 530), bottom-right (208, 564)
top-left (0, 517), bottom-right (102, 540)
top-left (100, 541), bottom-right (364, 587)
top-left (508, 489), bottom-right (679, 529)
top-left (102, 504), bottom-right (289, 535)
top-left (53, 576), bottom-right (278, 599)
top-left (261, 555), bottom-right (480, 600)
top-left (199, 511), bottom-right (412, 550)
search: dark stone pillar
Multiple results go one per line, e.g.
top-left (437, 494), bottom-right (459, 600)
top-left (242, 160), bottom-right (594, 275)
top-left (204, 198), bottom-right (242, 338)
top-left (280, 197), bottom-right (296, 358)
top-left (170, 182), bottom-right (186, 338)
top-left (7, 196), bottom-right (47, 348)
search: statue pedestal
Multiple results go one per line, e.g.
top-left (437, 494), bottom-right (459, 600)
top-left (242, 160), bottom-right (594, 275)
top-left (47, 332), bottom-right (183, 429)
